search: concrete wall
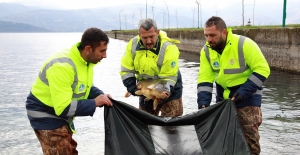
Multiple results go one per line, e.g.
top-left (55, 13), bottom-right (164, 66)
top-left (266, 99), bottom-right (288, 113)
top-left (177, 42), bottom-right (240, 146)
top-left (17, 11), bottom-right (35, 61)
top-left (106, 28), bottom-right (300, 74)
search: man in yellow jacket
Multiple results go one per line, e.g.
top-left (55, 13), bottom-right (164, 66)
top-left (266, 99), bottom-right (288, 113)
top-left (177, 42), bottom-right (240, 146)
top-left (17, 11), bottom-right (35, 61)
top-left (197, 16), bottom-right (270, 155)
top-left (26, 28), bottom-right (113, 154)
top-left (120, 18), bottom-right (183, 117)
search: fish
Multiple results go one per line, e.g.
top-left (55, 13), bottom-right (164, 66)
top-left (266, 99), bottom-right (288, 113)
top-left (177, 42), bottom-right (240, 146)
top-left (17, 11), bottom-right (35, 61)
top-left (125, 79), bottom-right (171, 110)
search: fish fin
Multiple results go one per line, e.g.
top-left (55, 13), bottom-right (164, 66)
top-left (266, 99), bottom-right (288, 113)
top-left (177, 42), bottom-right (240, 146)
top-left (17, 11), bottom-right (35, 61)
top-left (135, 90), bottom-right (143, 95)
top-left (153, 99), bottom-right (159, 110)
top-left (144, 98), bottom-right (151, 101)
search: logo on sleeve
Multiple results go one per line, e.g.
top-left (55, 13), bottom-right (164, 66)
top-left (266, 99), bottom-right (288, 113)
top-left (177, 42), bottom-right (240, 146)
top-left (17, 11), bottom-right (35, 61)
top-left (171, 61), bottom-right (176, 68)
top-left (213, 62), bottom-right (220, 68)
top-left (79, 84), bottom-right (85, 92)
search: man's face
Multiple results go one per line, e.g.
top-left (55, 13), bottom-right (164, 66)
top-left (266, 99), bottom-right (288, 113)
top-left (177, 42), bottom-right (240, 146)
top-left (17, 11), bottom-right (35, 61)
top-left (86, 41), bottom-right (107, 64)
top-left (139, 26), bottom-right (159, 49)
top-left (204, 25), bottom-right (226, 50)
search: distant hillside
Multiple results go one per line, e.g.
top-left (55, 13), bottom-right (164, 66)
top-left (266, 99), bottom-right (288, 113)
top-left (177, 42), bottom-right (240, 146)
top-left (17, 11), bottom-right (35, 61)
top-left (0, 21), bottom-right (51, 32)
top-left (0, 2), bottom-right (299, 32)
top-left (0, 2), bottom-right (42, 16)
top-left (0, 8), bottom-right (118, 32)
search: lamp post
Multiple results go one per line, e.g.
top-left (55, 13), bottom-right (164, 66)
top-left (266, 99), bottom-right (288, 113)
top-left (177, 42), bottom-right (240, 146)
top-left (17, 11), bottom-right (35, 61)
top-left (125, 15), bottom-right (127, 30)
top-left (160, 11), bottom-right (165, 29)
top-left (192, 8), bottom-right (195, 28)
top-left (200, 1), bottom-right (202, 28)
top-left (119, 9), bottom-right (124, 30)
top-left (132, 12), bottom-right (135, 30)
top-left (164, 1), bottom-right (169, 29)
top-left (195, 0), bottom-right (200, 28)
top-left (282, 0), bottom-right (287, 27)
top-left (253, 0), bottom-right (256, 26)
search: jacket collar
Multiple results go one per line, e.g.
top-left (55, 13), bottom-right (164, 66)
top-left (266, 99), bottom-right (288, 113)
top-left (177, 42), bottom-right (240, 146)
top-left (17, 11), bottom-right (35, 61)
top-left (71, 42), bottom-right (89, 65)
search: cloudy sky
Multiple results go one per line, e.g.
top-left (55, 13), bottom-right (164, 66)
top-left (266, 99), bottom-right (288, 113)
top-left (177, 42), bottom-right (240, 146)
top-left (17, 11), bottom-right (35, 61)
top-left (1, 0), bottom-right (299, 26)
top-left (0, 0), bottom-right (296, 10)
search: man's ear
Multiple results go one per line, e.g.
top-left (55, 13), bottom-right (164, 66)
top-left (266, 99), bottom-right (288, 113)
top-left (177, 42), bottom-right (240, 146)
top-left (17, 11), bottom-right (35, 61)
top-left (222, 29), bottom-right (227, 36)
top-left (84, 45), bottom-right (92, 54)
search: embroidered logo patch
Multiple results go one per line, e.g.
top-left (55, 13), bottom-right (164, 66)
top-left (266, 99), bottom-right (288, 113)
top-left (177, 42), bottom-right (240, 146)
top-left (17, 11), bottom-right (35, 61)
top-left (79, 84), bottom-right (85, 92)
top-left (171, 61), bottom-right (176, 68)
top-left (213, 62), bottom-right (220, 68)
top-left (229, 59), bottom-right (234, 65)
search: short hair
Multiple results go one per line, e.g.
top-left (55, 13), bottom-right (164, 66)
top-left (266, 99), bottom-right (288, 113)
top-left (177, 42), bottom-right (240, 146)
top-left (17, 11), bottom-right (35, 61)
top-left (78, 27), bottom-right (109, 51)
top-left (204, 16), bottom-right (227, 31)
top-left (138, 18), bottom-right (158, 32)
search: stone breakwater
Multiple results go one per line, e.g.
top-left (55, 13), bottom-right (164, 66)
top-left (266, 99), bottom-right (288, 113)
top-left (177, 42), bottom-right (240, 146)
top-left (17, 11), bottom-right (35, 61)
top-left (106, 28), bottom-right (300, 74)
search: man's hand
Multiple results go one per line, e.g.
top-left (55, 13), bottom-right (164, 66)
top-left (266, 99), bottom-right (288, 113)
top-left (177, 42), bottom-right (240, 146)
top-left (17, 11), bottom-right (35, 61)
top-left (94, 94), bottom-right (113, 107)
top-left (231, 92), bottom-right (243, 104)
top-left (198, 105), bottom-right (206, 110)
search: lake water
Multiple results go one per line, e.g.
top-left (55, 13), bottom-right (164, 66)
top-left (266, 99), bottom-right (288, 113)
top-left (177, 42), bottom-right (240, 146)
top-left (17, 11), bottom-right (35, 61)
top-left (0, 33), bottom-right (299, 155)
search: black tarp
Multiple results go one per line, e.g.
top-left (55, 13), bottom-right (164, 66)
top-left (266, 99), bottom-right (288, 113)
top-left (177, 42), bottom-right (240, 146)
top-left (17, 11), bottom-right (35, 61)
top-left (104, 99), bottom-right (251, 155)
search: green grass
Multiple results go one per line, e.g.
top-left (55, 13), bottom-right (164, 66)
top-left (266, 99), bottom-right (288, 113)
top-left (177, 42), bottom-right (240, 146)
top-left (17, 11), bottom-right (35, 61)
top-left (229, 24), bottom-right (300, 29)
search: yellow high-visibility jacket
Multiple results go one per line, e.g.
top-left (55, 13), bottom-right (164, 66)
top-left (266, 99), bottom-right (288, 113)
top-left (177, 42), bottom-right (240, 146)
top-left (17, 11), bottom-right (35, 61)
top-left (197, 28), bottom-right (270, 108)
top-left (120, 31), bottom-right (183, 102)
top-left (26, 42), bottom-right (104, 131)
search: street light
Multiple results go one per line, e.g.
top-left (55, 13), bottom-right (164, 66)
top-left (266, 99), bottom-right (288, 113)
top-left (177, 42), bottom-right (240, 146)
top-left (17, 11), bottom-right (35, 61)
top-left (125, 15), bottom-right (127, 30)
top-left (195, 0), bottom-right (201, 28)
top-left (282, 0), bottom-right (287, 27)
top-left (160, 11), bottom-right (165, 29)
top-left (119, 9), bottom-right (124, 30)
top-left (164, 1), bottom-right (170, 29)
top-left (192, 8), bottom-right (196, 28)
top-left (195, 0), bottom-right (199, 28)
top-left (200, 1), bottom-right (202, 28)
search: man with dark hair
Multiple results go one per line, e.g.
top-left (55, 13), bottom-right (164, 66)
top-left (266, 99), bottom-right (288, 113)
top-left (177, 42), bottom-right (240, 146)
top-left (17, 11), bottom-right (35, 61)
top-left (197, 16), bottom-right (270, 155)
top-left (26, 27), bottom-right (113, 154)
top-left (120, 18), bottom-right (183, 117)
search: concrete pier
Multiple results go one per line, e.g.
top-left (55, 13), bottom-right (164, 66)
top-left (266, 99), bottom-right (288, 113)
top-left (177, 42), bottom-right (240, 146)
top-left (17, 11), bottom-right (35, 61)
top-left (106, 28), bottom-right (300, 74)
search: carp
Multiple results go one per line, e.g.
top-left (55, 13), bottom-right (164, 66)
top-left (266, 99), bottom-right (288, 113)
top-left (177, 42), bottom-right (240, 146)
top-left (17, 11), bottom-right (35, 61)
top-left (125, 79), bottom-right (171, 110)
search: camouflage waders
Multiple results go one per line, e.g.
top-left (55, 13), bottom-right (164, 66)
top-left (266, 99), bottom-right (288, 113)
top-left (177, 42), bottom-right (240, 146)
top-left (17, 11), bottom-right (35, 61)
top-left (139, 97), bottom-right (183, 117)
top-left (34, 125), bottom-right (78, 155)
top-left (236, 106), bottom-right (262, 155)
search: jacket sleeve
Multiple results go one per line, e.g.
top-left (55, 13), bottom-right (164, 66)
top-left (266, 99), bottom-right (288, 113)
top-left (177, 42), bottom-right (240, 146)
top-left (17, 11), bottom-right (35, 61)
top-left (197, 47), bottom-right (216, 108)
top-left (47, 64), bottom-right (99, 117)
top-left (237, 38), bottom-right (270, 99)
top-left (120, 39), bottom-right (138, 95)
top-left (58, 99), bottom-right (96, 117)
top-left (47, 63), bottom-right (77, 116)
top-left (159, 44), bottom-right (180, 91)
top-left (88, 85), bottom-right (104, 99)
top-left (58, 86), bottom-right (102, 117)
